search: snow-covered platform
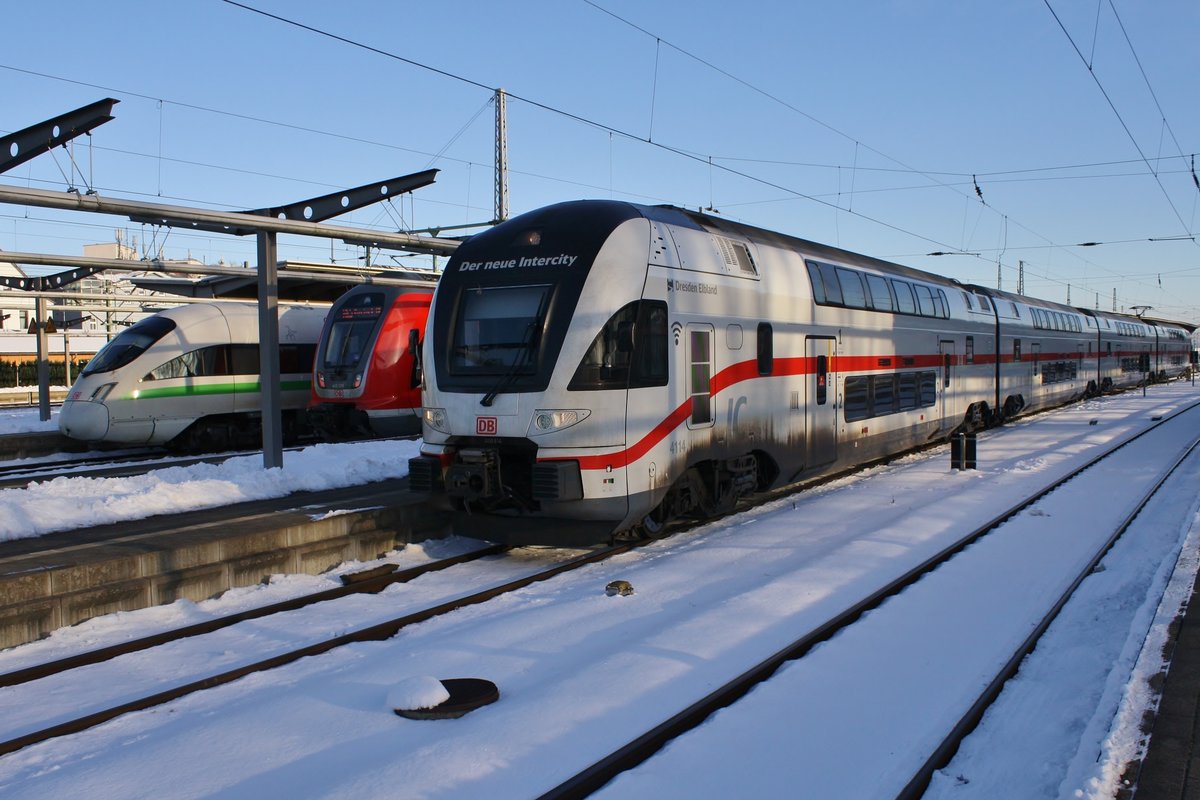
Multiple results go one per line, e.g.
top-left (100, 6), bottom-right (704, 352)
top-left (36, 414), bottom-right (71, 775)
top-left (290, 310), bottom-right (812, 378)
top-left (0, 477), bottom-right (446, 649)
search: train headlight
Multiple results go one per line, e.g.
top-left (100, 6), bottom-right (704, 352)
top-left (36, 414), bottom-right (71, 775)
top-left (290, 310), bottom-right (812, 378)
top-left (529, 409), bottom-right (590, 435)
top-left (353, 373), bottom-right (363, 389)
top-left (89, 383), bottom-right (117, 402)
top-left (423, 407), bottom-right (449, 433)
top-left (316, 371), bottom-right (326, 388)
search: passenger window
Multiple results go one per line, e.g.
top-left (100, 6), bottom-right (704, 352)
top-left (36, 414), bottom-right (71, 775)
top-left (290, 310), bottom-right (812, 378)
top-left (935, 289), bottom-right (949, 318)
top-left (865, 275), bottom-right (894, 311)
top-left (898, 373), bottom-right (918, 410)
top-left (806, 262), bottom-right (826, 304)
top-left (844, 376), bottom-right (869, 421)
top-left (873, 375), bottom-right (897, 415)
top-left (919, 372), bottom-right (937, 406)
top-left (817, 262), bottom-right (843, 305)
top-left (965, 336), bottom-right (974, 364)
top-left (892, 280), bottom-right (917, 314)
top-left (914, 285), bottom-right (936, 316)
top-left (836, 268), bottom-right (868, 308)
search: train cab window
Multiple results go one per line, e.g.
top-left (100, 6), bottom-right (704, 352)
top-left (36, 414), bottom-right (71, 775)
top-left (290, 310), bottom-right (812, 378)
top-left (757, 323), bottom-right (774, 375)
top-left (569, 300), bottom-right (668, 391)
top-left (836, 268), bottom-right (868, 308)
top-left (450, 284), bottom-right (552, 375)
top-left (82, 315), bottom-right (177, 376)
top-left (145, 345), bottom-right (229, 381)
top-left (865, 274), bottom-right (894, 311)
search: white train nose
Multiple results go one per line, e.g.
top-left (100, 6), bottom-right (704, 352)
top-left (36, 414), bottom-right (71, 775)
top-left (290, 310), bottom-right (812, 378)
top-left (58, 401), bottom-right (111, 441)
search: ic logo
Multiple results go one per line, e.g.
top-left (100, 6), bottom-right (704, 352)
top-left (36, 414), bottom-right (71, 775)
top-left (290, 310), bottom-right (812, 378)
top-left (476, 416), bottom-right (498, 435)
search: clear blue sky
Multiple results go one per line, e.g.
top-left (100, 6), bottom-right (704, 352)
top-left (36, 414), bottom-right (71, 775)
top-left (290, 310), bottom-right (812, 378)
top-left (2, 1), bottom-right (1198, 323)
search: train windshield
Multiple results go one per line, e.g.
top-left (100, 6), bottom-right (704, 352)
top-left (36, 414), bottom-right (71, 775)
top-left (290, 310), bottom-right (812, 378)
top-left (323, 292), bottom-right (385, 369)
top-left (450, 284), bottom-right (551, 374)
top-left (81, 316), bottom-right (177, 376)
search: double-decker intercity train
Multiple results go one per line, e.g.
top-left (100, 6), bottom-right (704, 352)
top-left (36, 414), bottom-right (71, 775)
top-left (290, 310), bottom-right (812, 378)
top-left (59, 302), bottom-right (325, 450)
top-left (309, 284), bottom-right (432, 438)
top-left (407, 200), bottom-right (1195, 544)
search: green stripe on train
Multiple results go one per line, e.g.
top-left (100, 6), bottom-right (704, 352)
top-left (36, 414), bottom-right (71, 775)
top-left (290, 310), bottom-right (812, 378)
top-left (132, 380), bottom-right (311, 400)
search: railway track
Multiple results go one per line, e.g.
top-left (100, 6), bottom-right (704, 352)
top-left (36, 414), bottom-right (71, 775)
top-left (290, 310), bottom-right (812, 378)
top-left (0, 541), bottom-right (634, 758)
top-left (0, 386), bottom-right (1195, 796)
top-left (539, 397), bottom-right (1200, 799)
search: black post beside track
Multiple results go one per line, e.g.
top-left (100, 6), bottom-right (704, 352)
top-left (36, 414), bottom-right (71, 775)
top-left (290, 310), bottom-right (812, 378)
top-left (537, 399), bottom-right (1200, 800)
top-left (0, 542), bottom-right (633, 758)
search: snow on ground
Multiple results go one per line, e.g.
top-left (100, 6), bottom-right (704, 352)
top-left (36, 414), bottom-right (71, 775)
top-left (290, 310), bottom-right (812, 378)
top-left (0, 403), bottom-right (57, 436)
top-left (0, 386), bottom-right (1197, 798)
top-left (0, 405), bottom-right (422, 540)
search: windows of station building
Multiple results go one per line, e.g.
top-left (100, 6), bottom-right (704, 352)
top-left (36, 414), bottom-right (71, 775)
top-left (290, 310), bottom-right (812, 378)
top-left (844, 371), bottom-right (937, 422)
top-left (805, 259), bottom-right (949, 320)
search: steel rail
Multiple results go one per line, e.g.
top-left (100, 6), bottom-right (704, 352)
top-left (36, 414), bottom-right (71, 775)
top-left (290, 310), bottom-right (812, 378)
top-left (0, 542), bottom-right (634, 757)
top-left (0, 543), bottom-right (506, 690)
top-left (896, 412), bottom-right (1200, 798)
top-left (537, 398), bottom-right (1200, 800)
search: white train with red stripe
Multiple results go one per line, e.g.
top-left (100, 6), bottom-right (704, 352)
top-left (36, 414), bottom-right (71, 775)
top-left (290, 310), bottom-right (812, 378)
top-left (408, 200), bottom-right (1195, 544)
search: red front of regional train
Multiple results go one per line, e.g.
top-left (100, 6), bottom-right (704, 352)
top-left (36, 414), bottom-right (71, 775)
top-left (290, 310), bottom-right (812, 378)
top-left (310, 284), bottom-right (432, 438)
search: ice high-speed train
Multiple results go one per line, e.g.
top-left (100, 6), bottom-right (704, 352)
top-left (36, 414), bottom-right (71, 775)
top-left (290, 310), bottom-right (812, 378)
top-left (407, 200), bottom-right (1194, 544)
top-left (59, 302), bottom-right (325, 450)
top-left (309, 284), bottom-right (432, 438)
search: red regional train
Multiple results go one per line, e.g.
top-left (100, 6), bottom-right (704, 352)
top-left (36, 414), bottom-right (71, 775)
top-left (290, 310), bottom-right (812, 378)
top-left (310, 284), bottom-right (433, 438)
top-left (407, 200), bottom-right (1195, 545)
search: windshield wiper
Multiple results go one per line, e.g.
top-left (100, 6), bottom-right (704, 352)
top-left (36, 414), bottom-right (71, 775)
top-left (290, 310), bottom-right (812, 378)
top-left (480, 295), bottom-right (550, 407)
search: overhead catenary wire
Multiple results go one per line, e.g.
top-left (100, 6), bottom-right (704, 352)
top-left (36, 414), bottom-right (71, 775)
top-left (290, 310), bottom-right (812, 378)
top-left (1042, 0), bottom-right (1196, 238)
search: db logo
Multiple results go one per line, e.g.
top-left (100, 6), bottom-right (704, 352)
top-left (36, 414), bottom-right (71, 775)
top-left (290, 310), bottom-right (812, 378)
top-left (476, 416), bottom-right (498, 435)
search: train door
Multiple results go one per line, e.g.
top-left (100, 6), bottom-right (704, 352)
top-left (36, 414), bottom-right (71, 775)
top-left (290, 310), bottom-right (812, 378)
top-left (806, 336), bottom-right (837, 467)
top-left (939, 339), bottom-right (955, 424)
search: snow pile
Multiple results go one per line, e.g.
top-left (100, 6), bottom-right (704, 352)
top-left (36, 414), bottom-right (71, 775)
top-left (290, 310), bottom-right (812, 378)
top-left (387, 676), bottom-right (451, 711)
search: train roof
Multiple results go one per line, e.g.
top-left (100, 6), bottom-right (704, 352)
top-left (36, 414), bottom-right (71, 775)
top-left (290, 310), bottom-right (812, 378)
top-left (645, 203), bottom-right (963, 289)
